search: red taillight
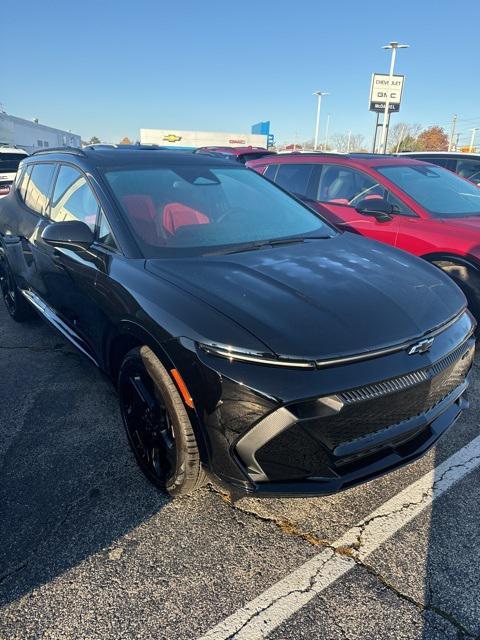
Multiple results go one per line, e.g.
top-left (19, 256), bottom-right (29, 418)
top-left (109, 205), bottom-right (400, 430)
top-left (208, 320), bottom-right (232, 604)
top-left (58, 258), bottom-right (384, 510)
top-left (0, 184), bottom-right (11, 196)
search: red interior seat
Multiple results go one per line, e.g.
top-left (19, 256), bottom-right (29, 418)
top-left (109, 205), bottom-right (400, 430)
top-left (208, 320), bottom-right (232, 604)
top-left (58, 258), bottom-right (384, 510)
top-left (122, 195), bottom-right (158, 243)
top-left (162, 202), bottom-right (209, 235)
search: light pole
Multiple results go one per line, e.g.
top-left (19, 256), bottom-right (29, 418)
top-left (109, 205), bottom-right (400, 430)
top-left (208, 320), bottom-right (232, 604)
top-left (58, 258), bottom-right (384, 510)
top-left (313, 91), bottom-right (329, 150)
top-left (346, 130), bottom-right (352, 153)
top-left (324, 114), bottom-right (330, 150)
top-left (379, 41), bottom-right (409, 154)
top-left (469, 128), bottom-right (478, 152)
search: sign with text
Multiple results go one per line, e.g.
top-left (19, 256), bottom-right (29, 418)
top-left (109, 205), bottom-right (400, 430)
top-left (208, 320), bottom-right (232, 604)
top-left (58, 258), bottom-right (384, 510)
top-left (369, 73), bottom-right (405, 113)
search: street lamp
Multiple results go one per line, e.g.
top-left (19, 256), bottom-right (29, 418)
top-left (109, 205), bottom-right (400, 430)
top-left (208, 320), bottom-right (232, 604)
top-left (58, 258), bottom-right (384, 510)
top-left (313, 91), bottom-right (329, 150)
top-left (379, 41), bottom-right (409, 153)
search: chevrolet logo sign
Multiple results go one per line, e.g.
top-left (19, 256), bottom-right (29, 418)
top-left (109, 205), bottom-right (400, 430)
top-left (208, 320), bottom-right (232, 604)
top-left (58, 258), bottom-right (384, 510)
top-left (408, 338), bottom-right (434, 355)
top-left (163, 134), bottom-right (182, 143)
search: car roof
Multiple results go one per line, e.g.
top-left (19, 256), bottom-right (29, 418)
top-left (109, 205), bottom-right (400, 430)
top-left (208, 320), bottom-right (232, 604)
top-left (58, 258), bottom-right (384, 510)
top-left (246, 152), bottom-right (430, 168)
top-left (0, 147), bottom-right (29, 155)
top-left (23, 146), bottom-right (240, 168)
top-left (398, 151), bottom-right (480, 158)
top-left (197, 146), bottom-right (271, 156)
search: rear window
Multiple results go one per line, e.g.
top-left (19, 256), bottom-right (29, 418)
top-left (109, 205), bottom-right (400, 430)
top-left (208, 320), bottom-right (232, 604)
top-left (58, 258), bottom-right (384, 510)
top-left (0, 153), bottom-right (28, 173)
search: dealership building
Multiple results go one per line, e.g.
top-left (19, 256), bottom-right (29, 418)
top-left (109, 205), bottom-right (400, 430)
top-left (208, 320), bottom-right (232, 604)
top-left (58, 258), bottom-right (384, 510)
top-left (0, 111), bottom-right (81, 153)
top-left (140, 128), bottom-right (269, 149)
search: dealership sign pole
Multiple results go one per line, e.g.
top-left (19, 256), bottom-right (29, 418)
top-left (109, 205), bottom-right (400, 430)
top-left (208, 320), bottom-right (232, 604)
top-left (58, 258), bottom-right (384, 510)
top-left (374, 41), bottom-right (409, 153)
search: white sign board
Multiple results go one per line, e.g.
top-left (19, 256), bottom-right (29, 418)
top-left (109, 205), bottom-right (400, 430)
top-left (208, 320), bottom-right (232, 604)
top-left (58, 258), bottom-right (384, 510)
top-left (140, 128), bottom-right (268, 148)
top-left (369, 73), bottom-right (405, 113)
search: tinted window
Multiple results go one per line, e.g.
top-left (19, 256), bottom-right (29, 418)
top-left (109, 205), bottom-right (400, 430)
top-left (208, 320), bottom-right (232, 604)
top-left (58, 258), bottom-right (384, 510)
top-left (105, 165), bottom-right (335, 257)
top-left (50, 165), bottom-right (98, 229)
top-left (0, 153), bottom-right (28, 173)
top-left (97, 212), bottom-right (118, 250)
top-left (24, 163), bottom-right (56, 214)
top-left (264, 165), bottom-right (278, 180)
top-left (456, 159), bottom-right (480, 184)
top-left (18, 165), bottom-right (33, 202)
top-left (377, 164), bottom-right (480, 217)
top-left (419, 157), bottom-right (450, 168)
top-left (317, 165), bottom-right (385, 204)
top-left (275, 164), bottom-right (314, 197)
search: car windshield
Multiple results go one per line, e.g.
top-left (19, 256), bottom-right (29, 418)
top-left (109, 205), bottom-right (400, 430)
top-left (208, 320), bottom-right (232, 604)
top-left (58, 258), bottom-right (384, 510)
top-left (377, 164), bottom-right (480, 218)
top-left (104, 164), bottom-right (335, 257)
top-left (0, 153), bottom-right (27, 173)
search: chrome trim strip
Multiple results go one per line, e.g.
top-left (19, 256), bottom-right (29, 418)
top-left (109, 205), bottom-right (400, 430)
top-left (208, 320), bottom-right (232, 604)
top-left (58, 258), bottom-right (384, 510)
top-left (315, 310), bottom-right (471, 368)
top-left (199, 343), bottom-right (315, 369)
top-left (20, 289), bottom-right (98, 366)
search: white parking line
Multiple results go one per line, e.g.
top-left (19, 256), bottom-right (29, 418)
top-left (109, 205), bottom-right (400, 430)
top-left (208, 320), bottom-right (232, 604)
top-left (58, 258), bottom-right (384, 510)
top-left (200, 435), bottom-right (480, 640)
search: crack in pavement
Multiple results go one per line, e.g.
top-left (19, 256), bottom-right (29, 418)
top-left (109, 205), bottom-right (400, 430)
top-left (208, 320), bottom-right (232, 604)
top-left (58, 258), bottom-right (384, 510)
top-left (206, 447), bottom-right (480, 639)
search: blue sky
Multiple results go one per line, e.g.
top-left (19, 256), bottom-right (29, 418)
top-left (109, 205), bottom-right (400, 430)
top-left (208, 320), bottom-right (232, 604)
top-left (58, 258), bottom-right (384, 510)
top-left (3, 0), bottom-right (479, 147)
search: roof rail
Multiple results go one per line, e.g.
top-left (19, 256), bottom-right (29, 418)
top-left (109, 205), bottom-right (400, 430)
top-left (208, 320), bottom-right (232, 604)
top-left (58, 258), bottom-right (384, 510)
top-left (30, 146), bottom-right (86, 157)
top-left (85, 143), bottom-right (164, 150)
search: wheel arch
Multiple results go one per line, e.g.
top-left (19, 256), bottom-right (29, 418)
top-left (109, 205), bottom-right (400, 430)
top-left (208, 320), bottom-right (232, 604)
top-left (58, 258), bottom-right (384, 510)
top-left (104, 320), bottom-right (211, 466)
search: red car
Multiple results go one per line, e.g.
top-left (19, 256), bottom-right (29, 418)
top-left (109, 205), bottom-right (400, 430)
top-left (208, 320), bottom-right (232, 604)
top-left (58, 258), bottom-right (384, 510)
top-left (247, 153), bottom-right (480, 321)
top-left (194, 146), bottom-right (276, 164)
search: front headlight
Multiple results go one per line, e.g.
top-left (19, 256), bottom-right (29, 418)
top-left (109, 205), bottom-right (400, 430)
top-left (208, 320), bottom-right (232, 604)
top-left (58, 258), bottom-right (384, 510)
top-left (198, 342), bottom-right (316, 369)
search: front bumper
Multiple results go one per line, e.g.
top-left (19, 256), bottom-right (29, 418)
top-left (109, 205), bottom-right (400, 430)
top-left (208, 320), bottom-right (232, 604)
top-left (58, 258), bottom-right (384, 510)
top-left (174, 311), bottom-right (475, 497)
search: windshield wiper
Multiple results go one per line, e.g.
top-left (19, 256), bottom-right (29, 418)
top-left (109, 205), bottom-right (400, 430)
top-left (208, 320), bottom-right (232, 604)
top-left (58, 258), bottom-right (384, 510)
top-left (208, 236), bottom-right (331, 256)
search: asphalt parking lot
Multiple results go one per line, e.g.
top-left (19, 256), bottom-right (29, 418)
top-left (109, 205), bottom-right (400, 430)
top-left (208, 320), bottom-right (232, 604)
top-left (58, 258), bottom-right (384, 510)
top-left (1, 302), bottom-right (480, 640)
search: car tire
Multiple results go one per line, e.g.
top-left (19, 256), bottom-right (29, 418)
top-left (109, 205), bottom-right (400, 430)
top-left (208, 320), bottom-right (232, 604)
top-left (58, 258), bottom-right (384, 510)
top-left (0, 256), bottom-right (34, 322)
top-left (118, 346), bottom-right (206, 496)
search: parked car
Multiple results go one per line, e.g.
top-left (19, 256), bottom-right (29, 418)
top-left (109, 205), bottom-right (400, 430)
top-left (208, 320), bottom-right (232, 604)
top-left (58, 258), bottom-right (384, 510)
top-left (247, 153), bottom-right (480, 322)
top-left (0, 147), bottom-right (474, 498)
top-left (398, 152), bottom-right (480, 186)
top-left (194, 146), bottom-right (276, 164)
top-left (0, 147), bottom-right (29, 198)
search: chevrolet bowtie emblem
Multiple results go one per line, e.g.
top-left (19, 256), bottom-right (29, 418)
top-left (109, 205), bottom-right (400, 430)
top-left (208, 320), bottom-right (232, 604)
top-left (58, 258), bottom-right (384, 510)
top-left (408, 338), bottom-right (434, 355)
top-left (163, 134), bottom-right (182, 143)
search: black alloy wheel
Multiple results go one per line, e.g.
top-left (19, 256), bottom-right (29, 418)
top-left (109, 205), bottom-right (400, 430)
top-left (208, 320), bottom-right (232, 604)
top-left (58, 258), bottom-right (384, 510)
top-left (0, 258), bottom-right (34, 321)
top-left (118, 347), bottom-right (205, 496)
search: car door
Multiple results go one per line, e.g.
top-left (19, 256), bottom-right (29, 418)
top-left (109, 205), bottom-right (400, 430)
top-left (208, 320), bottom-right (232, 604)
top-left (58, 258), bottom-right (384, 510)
top-left (41, 163), bottom-right (122, 360)
top-left (309, 163), bottom-right (400, 246)
top-left (1, 161), bottom-right (59, 300)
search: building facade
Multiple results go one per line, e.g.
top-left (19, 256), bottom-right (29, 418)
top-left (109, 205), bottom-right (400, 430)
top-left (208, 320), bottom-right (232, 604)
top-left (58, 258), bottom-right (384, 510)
top-left (0, 112), bottom-right (81, 153)
top-left (140, 128), bottom-right (268, 148)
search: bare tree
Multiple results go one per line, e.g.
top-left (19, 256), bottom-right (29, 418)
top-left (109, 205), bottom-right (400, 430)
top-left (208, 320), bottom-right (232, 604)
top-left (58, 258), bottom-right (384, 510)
top-left (388, 123), bottom-right (422, 152)
top-left (329, 133), bottom-right (365, 152)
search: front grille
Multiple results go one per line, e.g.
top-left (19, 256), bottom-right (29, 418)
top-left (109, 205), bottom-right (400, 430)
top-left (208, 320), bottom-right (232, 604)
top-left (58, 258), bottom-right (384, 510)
top-left (310, 341), bottom-right (474, 451)
top-left (256, 340), bottom-right (474, 480)
top-left (340, 341), bottom-right (470, 405)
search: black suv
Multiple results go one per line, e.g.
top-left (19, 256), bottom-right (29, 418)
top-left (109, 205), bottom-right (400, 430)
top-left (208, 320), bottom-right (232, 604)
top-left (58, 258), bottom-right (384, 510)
top-left (0, 147), bottom-right (475, 498)
top-left (399, 152), bottom-right (480, 186)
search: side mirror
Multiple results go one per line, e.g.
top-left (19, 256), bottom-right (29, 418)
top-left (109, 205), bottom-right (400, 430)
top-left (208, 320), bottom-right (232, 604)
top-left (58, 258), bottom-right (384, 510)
top-left (41, 220), bottom-right (94, 248)
top-left (355, 198), bottom-right (394, 222)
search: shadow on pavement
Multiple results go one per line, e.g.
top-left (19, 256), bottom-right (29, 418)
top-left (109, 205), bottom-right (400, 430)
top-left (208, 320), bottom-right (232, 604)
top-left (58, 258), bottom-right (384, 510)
top-left (0, 315), bottom-right (169, 608)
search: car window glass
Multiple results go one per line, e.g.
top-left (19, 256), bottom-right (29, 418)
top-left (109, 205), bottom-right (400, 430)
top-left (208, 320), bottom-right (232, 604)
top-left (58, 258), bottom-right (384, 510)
top-left (264, 165), bottom-right (278, 180)
top-left (317, 165), bottom-right (385, 206)
top-left (97, 212), bottom-right (118, 250)
top-left (0, 153), bottom-right (28, 173)
top-left (377, 164), bottom-right (480, 218)
top-left (18, 165), bottom-right (33, 202)
top-left (50, 165), bottom-right (98, 229)
top-left (456, 159), bottom-right (480, 183)
top-left (275, 164), bottom-right (314, 197)
top-left (24, 163), bottom-right (56, 215)
top-left (421, 157), bottom-right (450, 168)
top-left (105, 165), bottom-right (335, 257)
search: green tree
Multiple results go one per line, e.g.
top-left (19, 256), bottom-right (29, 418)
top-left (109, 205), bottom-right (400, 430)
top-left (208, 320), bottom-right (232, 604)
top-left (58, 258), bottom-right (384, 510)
top-left (88, 136), bottom-right (101, 145)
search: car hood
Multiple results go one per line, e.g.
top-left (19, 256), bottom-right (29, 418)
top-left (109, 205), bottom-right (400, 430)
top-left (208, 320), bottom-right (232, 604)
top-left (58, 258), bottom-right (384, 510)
top-left (146, 233), bottom-right (465, 360)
